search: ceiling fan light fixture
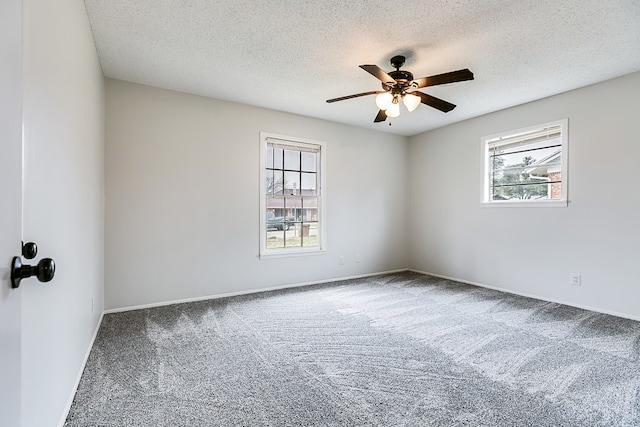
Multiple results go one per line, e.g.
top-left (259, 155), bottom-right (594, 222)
top-left (403, 93), bottom-right (421, 112)
top-left (326, 56), bottom-right (473, 123)
top-left (375, 92), bottom-right (393, 110)
top-left (385, 100), bottom-right (400, 117)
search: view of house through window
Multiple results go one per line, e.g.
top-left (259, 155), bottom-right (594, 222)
top-left (482, 119), bottom-right (568, 205)
top-left (261, 134), bottom-right (324, 256)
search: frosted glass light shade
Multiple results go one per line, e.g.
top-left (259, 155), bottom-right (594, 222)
top-left (403, 93), bottom-right (421, 112)
top-left (375, 92), bottom-right (393, 110)
top-left (385, 101), bottom-right (400, 117)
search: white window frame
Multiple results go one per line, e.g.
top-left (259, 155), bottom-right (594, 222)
top-left (259, 132), bottom-right (326, 258)
top-left (481, 119), bottom-right (568, 207)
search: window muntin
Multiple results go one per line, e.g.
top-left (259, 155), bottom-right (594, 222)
top-left (260, 133), bottom-right (325, 257)
top-left (482, 119), bottom-right (568, 206)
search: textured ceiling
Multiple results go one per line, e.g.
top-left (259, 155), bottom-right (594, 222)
top-left (84, 0), bottom-right (640, 136)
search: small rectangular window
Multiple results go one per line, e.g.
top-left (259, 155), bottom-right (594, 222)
top-left (481, 119), bottom-right (568, 207)
top-left (260, 133), bottom-right (326, 258)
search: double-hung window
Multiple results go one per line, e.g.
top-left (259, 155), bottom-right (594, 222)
top-left (481, 119), bottom-right (568, 207)
top-left (260, 132), bottom-right (325, 257)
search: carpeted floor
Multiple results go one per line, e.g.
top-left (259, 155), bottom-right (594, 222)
top-left (65, 272), bottom-right (640, 426)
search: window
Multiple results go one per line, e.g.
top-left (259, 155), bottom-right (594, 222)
top-left (259, 132), bottom-right (325, 257)
top-left (481, 119), bottom-right (568, 207)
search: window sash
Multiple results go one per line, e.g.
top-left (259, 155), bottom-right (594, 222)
top-left (267, 139), bottom-right (321, 197)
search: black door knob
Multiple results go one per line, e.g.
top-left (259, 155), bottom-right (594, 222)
top-left (11, 257), bottom-right (55, 289)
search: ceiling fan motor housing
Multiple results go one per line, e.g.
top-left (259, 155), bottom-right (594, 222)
top-left (383, 70), bottom-right (414, 91)
top-left (383, 56), bottom-right (414, 91)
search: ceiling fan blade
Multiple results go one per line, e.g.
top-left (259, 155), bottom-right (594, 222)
top-left (414, 91), bottom-right (456, 113)
top-left (359, 65), bottom-right (396, 85)
top-left (412, 69), bottom-right (474, 88)
top-left (326, 90), bottom-right (383, 103)
top-left (374, 109), bottom-right (387, 123)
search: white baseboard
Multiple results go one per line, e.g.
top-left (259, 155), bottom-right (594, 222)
top-left (58, 311), bottom-right (104, 427)
top-left (409, 269), bottom-right (640, 322)
top-left (104, 269), bottom-right (409, 314)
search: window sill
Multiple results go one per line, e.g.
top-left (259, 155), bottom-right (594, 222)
top-left (259, 248), bottom-right (326, 259)
top-left (481, 200), bottom-right (568, 208)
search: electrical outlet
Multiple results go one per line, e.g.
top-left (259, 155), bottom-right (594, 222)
top-left (355, 254), bottom-right (361, 263)
top-left (91, 298), bottom-right (95, 313)
top-left (339, 256), bottom-right (344, 265)
top-left (570, 273), bottom-right (581, 286)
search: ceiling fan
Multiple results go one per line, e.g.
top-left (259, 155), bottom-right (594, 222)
top-left (326, 55), bottom-right (474, 123)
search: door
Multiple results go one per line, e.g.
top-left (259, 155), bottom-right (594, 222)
top-left (0, 0), bottom-right (23, 425)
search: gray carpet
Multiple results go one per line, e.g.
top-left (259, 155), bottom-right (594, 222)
top-left (65, 272), bottom-right (640, 426)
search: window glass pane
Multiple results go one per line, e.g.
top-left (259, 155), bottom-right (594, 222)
top-left (301, 151), bottom-right (317, 172)
top-left (302, 198), bottom-right (318, 221)
top-left (266, 198), bottom-right (287, 248)
top-left (266, 198), bottom-right (285, 219)
top-left (285, 226), bottom-right (301, 248)
top-left (266, 146), bottom-right (274, 169)
top-left (490, 144), bottom-right (562, 201)
top-left (491, 181), bottom-right (550, 201)
top-left (284, 149), bottom-right (300, 170)
top-left (301, 172), bottom-right (316, 195)
top-left (265, 170), bottom-right (274, 195)
top-left (266, 197), bottom-right (288, 248)
top-left (270, 171), bottom-right (284, 195)
top-left (286, 197), bottom-right (302, 222)
top-left (266, 229), bottom-right (285, 248)
top-left (284, 171), bottom-right (300, 195)
top-left (273, 147), bottom-right (283, 169)
top-left (302, 223), bottom-right (319, 247)
top-left (493, 144), bottom-right (561, 170)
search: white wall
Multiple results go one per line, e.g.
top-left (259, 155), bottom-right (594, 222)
top-left (22, 0), bottom-right (104, 425)
top-left (105, 79), bottom-right (407, 310)
top-left (407, 72), bottom-right (640, 319)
